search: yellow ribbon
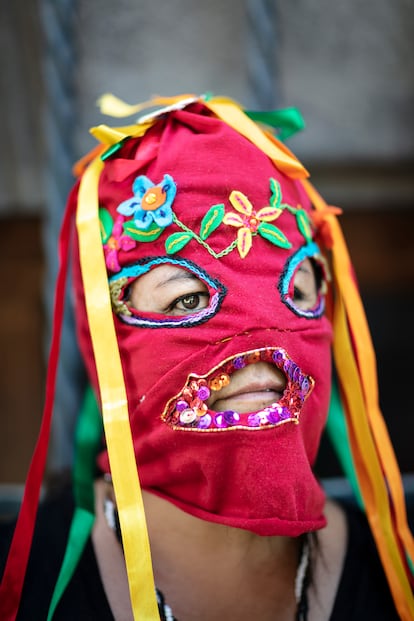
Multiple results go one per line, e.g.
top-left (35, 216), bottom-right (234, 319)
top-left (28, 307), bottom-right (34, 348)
top-left (97, 92), bottom-right (198, 118)
top-left (76, 156), bottom-right (160, 620)
top-left (302, 179), bottom-right (414, 620)
top-left (333, 283), bottom-right (414, 620)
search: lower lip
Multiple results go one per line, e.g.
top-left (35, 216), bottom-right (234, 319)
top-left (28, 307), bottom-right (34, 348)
top-left (210, 390), bottom-right (283, 414)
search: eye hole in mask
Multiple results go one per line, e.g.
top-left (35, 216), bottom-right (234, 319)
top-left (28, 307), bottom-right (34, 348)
top-left (109, 257), bottom-right (227, 328)
top-left (278, 242), bottom-right (328, 319)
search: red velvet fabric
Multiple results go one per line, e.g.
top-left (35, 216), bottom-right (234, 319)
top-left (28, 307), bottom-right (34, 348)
top-left (73, 103), bottom-right (332, 536)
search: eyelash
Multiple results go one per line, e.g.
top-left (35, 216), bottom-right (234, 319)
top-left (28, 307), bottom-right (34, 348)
top-left (164, 291), bottom-right (209, 313)
top-left (293, 285), bottom-right (306, 302)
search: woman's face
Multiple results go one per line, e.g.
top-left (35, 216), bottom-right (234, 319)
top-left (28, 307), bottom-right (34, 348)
top-left (126, 259), bottom-right (320, 415)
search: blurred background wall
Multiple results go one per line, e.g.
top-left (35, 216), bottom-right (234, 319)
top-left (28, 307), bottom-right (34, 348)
top-left (0, 0), bottom-right (413, 486)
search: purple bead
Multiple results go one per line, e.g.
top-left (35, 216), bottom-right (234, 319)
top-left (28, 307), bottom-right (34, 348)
top-left (287, 363), bottom-right (298, 380)
top-left (292, 366), bottom-right (300, 382)
top-left (267, 407), bottom-right (282, 424)
top-left (215, 414), bottom-right (228, 428)
top-left (272, 350), bottom-right (285, 364)
top-left (247, 413), bottom-right (262, 427)
top-left (197, 413), bottom-right (212, 429)
top-left (279, 407), bottom-right (291, 420)
top-left (301, 377), bottom-right (310, 394)
top-left (233, 357), bottom-right (245, 369)
top-left (223, 410), bottom-right (240, 425)
top-left (176, 400), bottom-right (189, 412)
top-left (197, 385), bottom-right (211, 401)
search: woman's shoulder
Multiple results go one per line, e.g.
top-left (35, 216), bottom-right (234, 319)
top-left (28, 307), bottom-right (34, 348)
top-left (329, 499), bottom-right (400, 620)
top-left (0, 484), bottom-right (113, 620)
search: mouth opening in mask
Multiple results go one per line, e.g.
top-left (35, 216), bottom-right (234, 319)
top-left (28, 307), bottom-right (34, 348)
top-left (161, 347), bottom-right (314, 432)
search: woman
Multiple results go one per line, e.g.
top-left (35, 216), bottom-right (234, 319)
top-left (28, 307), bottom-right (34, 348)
top-left (1, 94), bottom-right (413, 620)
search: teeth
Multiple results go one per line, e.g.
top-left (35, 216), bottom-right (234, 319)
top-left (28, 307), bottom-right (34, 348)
top-left (162, 348), bottom-right (314, 432)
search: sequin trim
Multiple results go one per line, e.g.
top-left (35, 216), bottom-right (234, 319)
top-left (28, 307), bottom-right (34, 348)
top-left (161, 347), bottom-right (314, 432)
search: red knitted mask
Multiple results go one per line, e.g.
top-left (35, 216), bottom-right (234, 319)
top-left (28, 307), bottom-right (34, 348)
top-left (74, 103), bottom-right (332, 536)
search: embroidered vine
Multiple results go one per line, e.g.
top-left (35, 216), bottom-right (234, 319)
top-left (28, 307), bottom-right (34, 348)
top-left (100, 175), bottom-right (316, 265)
top-left (166, 213), bottom-right (238, 258)
top-left (164, 177), bottom-right (306, 259)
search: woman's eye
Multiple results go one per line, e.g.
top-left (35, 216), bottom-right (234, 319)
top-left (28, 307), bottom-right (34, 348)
top-left (292, 258), bottom-right (320, 310)
top-left (125, 264), bottom-right (211, 316)
top-left (110, 259), bottom-right (227, 328)
top-left (167, 292), bottom-right (209, 315)
top-left (279, 249), bottom-right (326, 319)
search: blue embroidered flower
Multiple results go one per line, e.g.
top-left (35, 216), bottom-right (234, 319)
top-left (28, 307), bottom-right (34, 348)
top-left (117, 174), bottom-right (176, 230)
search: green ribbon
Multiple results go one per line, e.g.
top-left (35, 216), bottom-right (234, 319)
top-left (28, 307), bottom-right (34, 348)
top-left (47, 386), bottom-right (102, 620)
top-left (245, 107), bottom-right (305, 141)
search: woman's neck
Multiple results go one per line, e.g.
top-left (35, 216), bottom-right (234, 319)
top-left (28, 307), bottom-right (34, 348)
top-left (141, 489), bottom-right (301, 621)
top-left (93, 480), bottom-right (347, 621)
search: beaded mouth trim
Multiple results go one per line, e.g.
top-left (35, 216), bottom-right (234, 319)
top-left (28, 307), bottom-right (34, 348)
top-left (161, 347), bottom-right (314, 432)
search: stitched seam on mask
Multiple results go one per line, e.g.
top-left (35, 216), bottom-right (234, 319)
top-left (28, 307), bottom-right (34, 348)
top-left (212, 325), bottom-right (318, 345)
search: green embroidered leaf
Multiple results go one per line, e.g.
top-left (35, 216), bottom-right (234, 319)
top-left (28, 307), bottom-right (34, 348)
top-left (269, 178), bottom-right (282, 209)
top-left (99, 208), bottom-right (114, 243)
top-left (200, 204), bottom-right (225, 240)
top-left (296, 209), bottom-right (313, 242)
top-left (258, 222), bottom-right (292, 249)
top-left (122, 221), bottom-right (163, 242)
top-left (165, 232), bottom-right (194, 254)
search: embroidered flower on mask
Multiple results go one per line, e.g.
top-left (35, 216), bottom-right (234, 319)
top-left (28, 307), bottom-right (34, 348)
top-left (100, 211), bottom-right (136, 272)
top-left (117, 174), bottom-right (176, 231)
top-left (223, 190), bottom-right (285, 258)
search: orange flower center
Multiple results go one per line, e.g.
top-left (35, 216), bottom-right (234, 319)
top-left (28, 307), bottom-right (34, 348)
top-left (107, 237), bottom-right (119, 250)
top-left (142, 186), bottom-right (167, 211)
